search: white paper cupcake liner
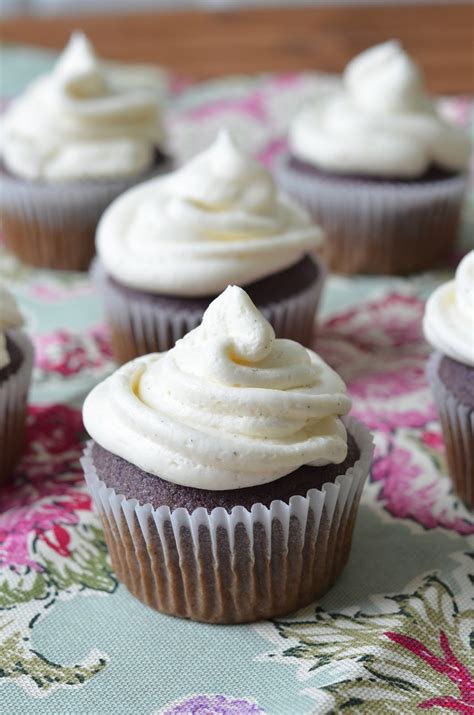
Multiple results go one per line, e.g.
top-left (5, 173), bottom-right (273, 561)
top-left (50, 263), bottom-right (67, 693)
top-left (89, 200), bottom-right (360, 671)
top-left (81, 415), bottom-right (373, 623)
top-left (92, 256), bottom-right (326, 364)
top-left (427, 351), bottom-right (474, 508)
top-left (274, 154), bottom-right (467, 275)
top-left (0, 329), bottom-right (34, 484)
top-left (0, 159), bottom-right (172, 271)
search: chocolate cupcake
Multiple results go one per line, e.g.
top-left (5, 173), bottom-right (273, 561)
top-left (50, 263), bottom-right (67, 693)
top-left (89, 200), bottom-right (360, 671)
top-left (82, 286), bottom-right (373, 623)
top-left (0, 286), bottom-right (34, 484)
top-left (0, 32), bottom-right (171, 270)
top-left (94, 130), bottom-right (325, 363)
top-left (275, 41), bottom-right (470, 275)
top-left (424, 251), bottom-right (474, 507)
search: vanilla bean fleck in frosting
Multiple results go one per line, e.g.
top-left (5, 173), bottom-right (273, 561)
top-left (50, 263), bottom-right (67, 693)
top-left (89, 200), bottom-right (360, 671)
top-left (0, 286), bottom-right (24, 369)
top-left (83, 286), bottom-right (351, 490)
top-left (289, 41), bottom-right (470, 178)
top-left (1, 32), bottom-right (165, 182)
top-left (97, 130), bottom-right (323, 296)
top-left (423, 250), bottom-right (474, 367)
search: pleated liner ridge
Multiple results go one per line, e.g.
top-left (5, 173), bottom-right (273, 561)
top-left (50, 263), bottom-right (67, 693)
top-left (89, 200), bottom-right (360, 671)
top-left (92, 257), bottom-right (326, 364)
top-left (274, 155), bottom-right (467, 276)
top-left (0, 160), bottom-right (172, 270)
top-left (0, 330), bottom-right (34, 484)
top-left (81, 416), bottom-right (373, 623)
top-left (427, 351), bottom-right (474, 508)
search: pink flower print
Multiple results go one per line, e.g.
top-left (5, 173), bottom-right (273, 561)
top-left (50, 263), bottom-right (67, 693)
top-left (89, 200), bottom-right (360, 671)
top-left (184, 91), bottom-right (268, 123)
top-left (385, 630), bottom-right (474, 713)
top-left (257, 137), bottom-right (287, 166)
top-left (373, 444), bottom-right (422, 497)
top-left (272, 571), bottom-right (474, 712)
top-left (25, 403), bottom-right (84, 460)
top-left (30, 282), bottom-right (94, 302)
top-left (421, 430), bottom-right (444, 452)
top-left (351, 405), bottom-right (437, 434)
top-left (372, 437), bottom-right (474, 535)
top-left (34, 326), bottom-right (113, 378)
top-left (317, 290), bottom-right (474, 534)
top-left (37, 523), bottom-right (72, 558)
top-left (318, 294), bottom-right (430, 401)
top-left (0, 497), bottom-right (85, 571)
top-left (0, 405), bottom-right (90, 570)
top-left (348, 366), bottom-right (426, 401)
top-left (324, 293), bottom-right (426, 352)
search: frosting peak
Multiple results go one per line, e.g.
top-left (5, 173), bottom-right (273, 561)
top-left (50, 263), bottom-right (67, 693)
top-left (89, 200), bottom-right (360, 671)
top-left (423, 251), bottom-right (474, 367)
top-left (171, 286), bottom-right (318, 394)
top-left (54, 32), bottom-right (106, 98)
top-left (170, 130), bottom-right (276, 215)
top-left (289, 41), bottom-right (470, 178)
top-left (199, 285), bottom-right (275, 363)
top-left (83, 288), bottom-right (351, 490)
top-left (1, 32), bottom-right (165, 182)
top-left (345, 40), bottom-right (428, 114)
top-left (97, 132), bottom-right (323, 296)
top-left (0, 286), bottom-right (24, 369)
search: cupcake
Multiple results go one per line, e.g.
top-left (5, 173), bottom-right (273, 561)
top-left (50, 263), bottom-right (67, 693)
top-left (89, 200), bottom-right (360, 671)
top-left (82, 286), bottom-right (373, 623)
top-left (276, 41), bottom-right (471, 275)
top-left (424, 250), bottom-right (474, 507)
top-left (93, 130), bottom-right (325, 363)
top-left (0, 32), bottom-right (171, 270)
top-left (0, 286), bottom-right (34, 484)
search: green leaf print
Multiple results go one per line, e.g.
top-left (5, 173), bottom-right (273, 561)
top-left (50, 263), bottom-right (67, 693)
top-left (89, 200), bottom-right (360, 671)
top-left (40, 525), bottom-right (117, 594)
top-left (0, 572), bottom-right (48, 609)
top-left (0, 523), bottom-right (116, 696)
top-left (274, 575), bottom-right (474, 713)
top-left (0, 630), bottom-right (106, 693)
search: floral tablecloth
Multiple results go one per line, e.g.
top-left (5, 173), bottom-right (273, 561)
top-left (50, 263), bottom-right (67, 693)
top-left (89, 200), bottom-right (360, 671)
top-left (1, 45), bottom-right (473, 715)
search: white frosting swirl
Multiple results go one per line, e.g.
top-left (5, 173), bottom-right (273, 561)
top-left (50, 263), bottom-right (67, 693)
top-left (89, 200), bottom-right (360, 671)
top-left (0, 286), bottom-right (24, 369)
top-left (83, 286), bottom-right (351, 490)
top-left (1, 32), bottom-right (165, 182)
top-left (289, 41), bottom-right (470, 178)
top-left (423, 251), bottom-right (474, 367)
top-left (97, 130), bottom-right (323, 296)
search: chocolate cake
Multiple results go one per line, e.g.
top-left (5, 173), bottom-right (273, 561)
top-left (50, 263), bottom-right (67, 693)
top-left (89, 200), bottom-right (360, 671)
top-left (94, 252), bottom-right (324, 363)
top-left (100, 254), bottom-right (319, 310)
top-left (275, 153), bottom-right (466, 275)
top-left (438, 355), bottom-right (474, 407)
top-left (427, 351), bottom-right (474, 509)
top-left (0, 334), bottom-right (24, 383)
top-left (287, 155), bottom-right (460, 186)
top-left (0, 330), bottom-right (34, 485)
top-left (90, 432), bottom-right (360, 513)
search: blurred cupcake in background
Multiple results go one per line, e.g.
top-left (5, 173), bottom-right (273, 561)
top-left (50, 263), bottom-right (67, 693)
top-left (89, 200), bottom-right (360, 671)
top-left (424, 250), bottom-right (474, 507)
top-left (276, 40), bottom-right (471, 275)
top-left (82, 285), bottom-right (373, 623)
top-left (0, 32), bottom-right (171, 271)
top-left (93, 130), bottom-right (325, 364)
top-left (0, 286), bottom-right (34, 484)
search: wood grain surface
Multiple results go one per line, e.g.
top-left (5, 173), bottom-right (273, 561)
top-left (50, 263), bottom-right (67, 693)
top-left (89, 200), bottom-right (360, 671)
top-left (1, 4), bottom-right (473, 93)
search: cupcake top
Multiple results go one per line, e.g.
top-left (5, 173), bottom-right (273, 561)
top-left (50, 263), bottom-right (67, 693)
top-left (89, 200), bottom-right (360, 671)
top-left (0, 286), bottom-right (24, 369)
top-left (0, 32), bottom-right (165, 182)
top-left (423, 250), bottom-right (474, 367)
top-left (289, 40), bottom-right (470, 178)
top-left (83, 286), bottom-right (351, 490)
top-left (97, 130), bottom-right (323, 297)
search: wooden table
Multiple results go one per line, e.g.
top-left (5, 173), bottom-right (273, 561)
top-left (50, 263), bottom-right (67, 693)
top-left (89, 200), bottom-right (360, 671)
top-left (1, 3), bottom-right (473, 94)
